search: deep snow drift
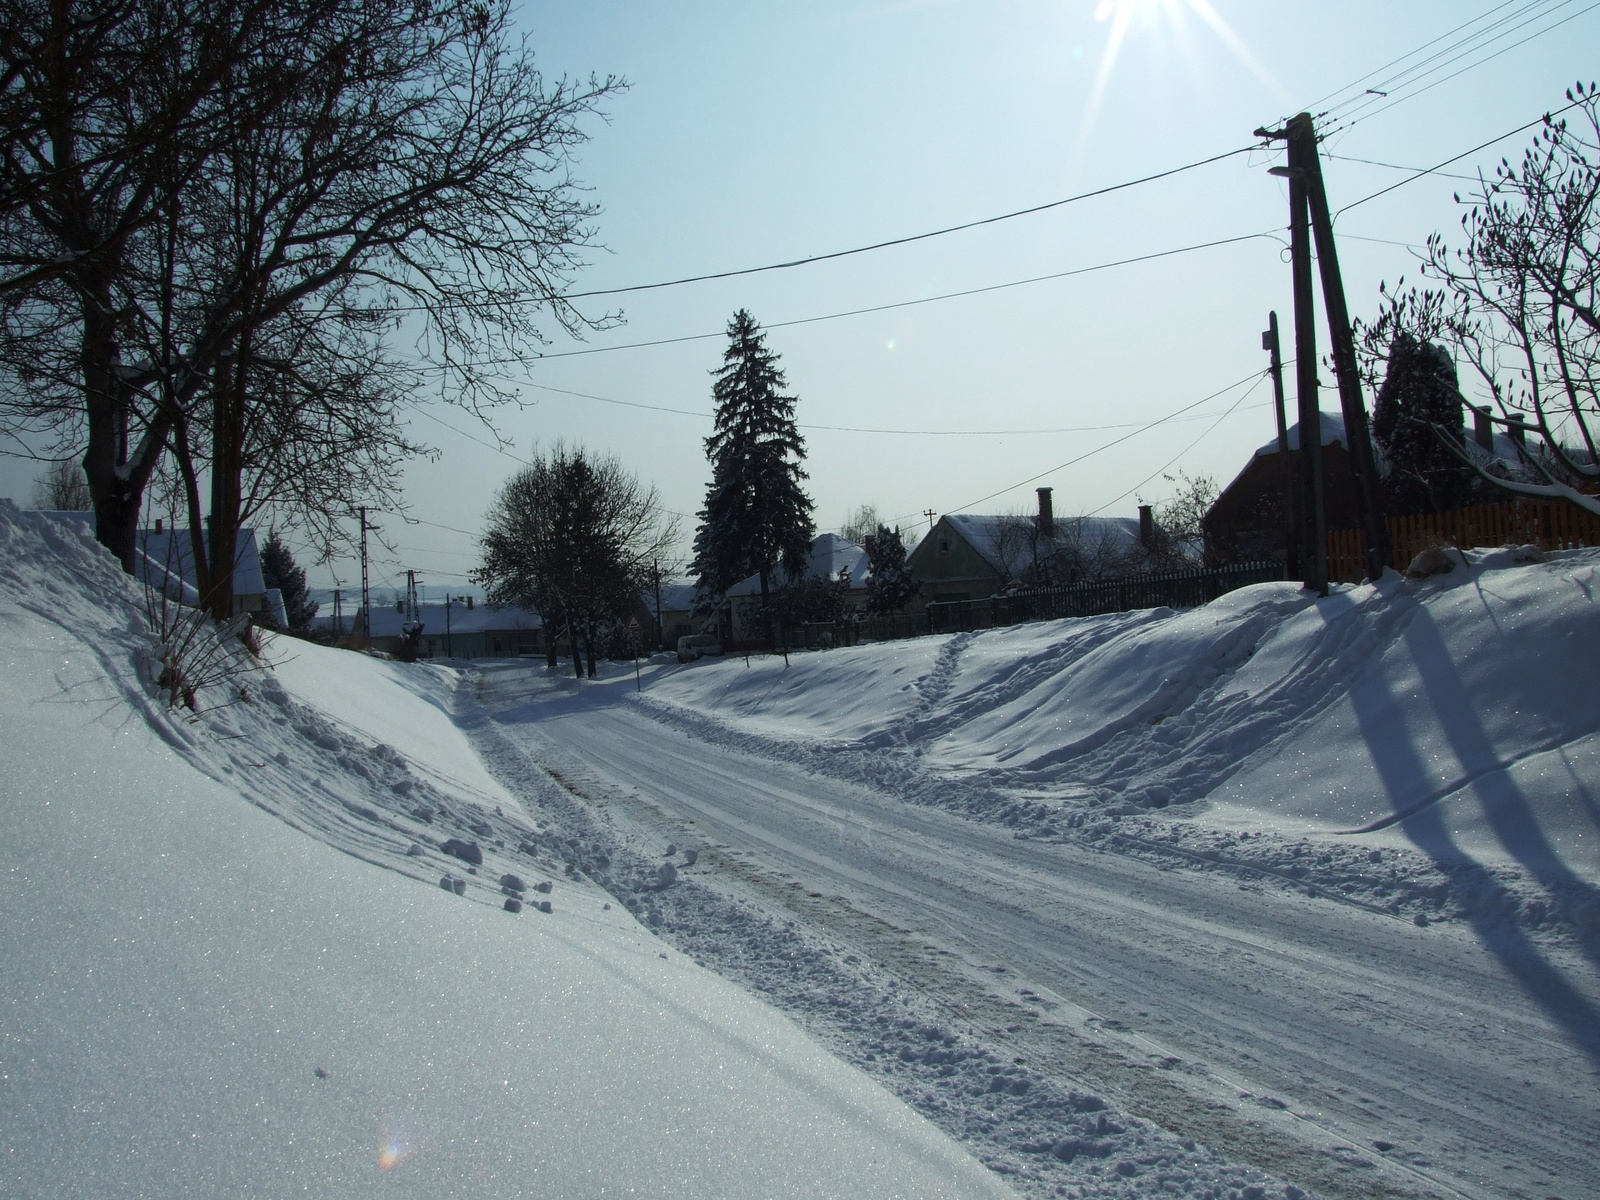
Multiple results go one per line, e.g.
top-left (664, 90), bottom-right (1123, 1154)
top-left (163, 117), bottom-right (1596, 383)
top-left (0, 502), bottom-right (1011, 1200)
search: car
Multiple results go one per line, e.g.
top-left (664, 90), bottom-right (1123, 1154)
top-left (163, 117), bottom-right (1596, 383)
top-left (676, 633), bottom-right (723, 663)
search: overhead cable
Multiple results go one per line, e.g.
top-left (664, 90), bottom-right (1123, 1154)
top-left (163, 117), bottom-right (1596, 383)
top-left (512, 230), bottom-right (1280, 363)
top-left (946, 369), bottom-right (1268, 514)
top-left (1335, 95), bottom-right (1586, 217)
top-left (559, 145), bottom-right (1261, 300)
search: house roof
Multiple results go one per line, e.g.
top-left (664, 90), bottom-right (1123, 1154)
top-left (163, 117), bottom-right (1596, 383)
top-left (649, 582), bottom-right (700, 613)
top-left (38, 513), bottom-right (263, 601)
top-left (724, 533), bottom-right (871, 597)
top-left (941, 514), bottom-right (1141, 579)
top-left (137, 528), bottom-right (265, 596)
top-left (355, 601), bottom-right (542, 640)
top-left (1251, 410), bottom-right (1348, 459)
top-left (1233, 408), bottom-right (1538, 493)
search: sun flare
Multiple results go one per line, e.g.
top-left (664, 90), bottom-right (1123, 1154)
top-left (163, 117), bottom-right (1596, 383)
top-left (1077, 0), bottom-right (1283, 152)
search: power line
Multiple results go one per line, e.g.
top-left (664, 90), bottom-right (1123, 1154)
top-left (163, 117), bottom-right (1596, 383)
top-left (946, 369), bottom-right (1268, 514)
top-left (1322, 152), bottom-right (1482, 183)
top-left (1330, 1), bottom-right (1600, 132)
top-left (1335, 95), bottom-right (1586, 217)
top-left (488, 229), bottom-right (1280, 364)
top-left (1085, 376), bottom-right (1268, 517)
top-left (1300, 0), bottom-right (1539, 113)
top-left (559, 145), bottom-right (1261, 300)
top-left (515, 378), bottom-right (1274, 437)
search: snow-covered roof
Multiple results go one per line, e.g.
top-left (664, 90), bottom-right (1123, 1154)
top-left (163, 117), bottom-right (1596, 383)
top-left (650, 582), bottom-right (700, 613)
top-left (1253, 410), bottom-right (1347, 458)
top-left (136, 528), bottom-right (265, 596)
top-left (725, 534), bottom-right (872, 597)
top-left (357, 602), bottom-right (541, 639)
top-left (37, 513), bottom-right (264, 601)
top-left (944, 514), bottom-right (1141, 578)
top-left (264, 587), bottom-right (288, 630)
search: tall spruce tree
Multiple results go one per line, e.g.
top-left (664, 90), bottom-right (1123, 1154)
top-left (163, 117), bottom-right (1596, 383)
top-left (691, 310), bottom-right (814, 640)
top-left (259, 530), bottom-right (318, 632)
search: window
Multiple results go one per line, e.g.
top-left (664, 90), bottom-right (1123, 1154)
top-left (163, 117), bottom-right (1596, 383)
top-left (939, 538), bottom-right (950, 554)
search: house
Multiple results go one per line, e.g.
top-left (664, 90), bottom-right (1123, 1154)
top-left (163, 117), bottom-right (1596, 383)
top-left (42, 512), bottom-right (269, 618)
top-left (351, 598), bottom-right (543, 659)
top-left (721, 533), bottom-right (872, 645)
top-left (906, 488), bottom-right (1151, 604)
top-left (640, 581), bottom-right (704, 648)
top-left (1200, 409), bottom-right (1545, 565)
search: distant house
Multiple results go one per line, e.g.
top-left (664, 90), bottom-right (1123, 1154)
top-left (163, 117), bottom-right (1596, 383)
top-left (351, 599), bottom-right (543, 659)
top-left (907, 488), bottom-right (1153, 604)
top-left (42, 512), bottom-right (269, 618)
top-left (721, 533), bottom-right (872, 644)
top-left (642, 581), bottom-right (705, 648)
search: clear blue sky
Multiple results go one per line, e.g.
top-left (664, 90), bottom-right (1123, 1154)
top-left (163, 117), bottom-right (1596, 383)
top-left (6, 0), bottom-right (1597, 601)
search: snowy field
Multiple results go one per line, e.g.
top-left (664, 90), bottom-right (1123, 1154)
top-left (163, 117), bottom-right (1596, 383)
top-left (4, 498), bottom-right (1598, 1200)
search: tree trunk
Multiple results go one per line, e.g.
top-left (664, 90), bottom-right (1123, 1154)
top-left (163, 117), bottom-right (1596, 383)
top-left (584, 620), bottom-right (597, 678)
top-left (569, 616), bottom-right (582, 678)
top-left (759, 565), bottom-right (772, 651)
top-left (80, 285), bottom-right (168, 574)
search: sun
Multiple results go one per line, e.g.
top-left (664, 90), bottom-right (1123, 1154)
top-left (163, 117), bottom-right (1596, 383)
top-left (1077, 0), bottom-right (1283, 151)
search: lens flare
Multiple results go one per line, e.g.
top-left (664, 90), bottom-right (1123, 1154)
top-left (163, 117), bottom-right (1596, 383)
top-left (377, 1128), bottom-right (417, 1170)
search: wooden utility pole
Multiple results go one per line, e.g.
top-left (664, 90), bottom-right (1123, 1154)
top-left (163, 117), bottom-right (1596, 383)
top-left (1292, 112), bottom-right (1392, 583)
top-left (1257, 113), bottom-right (1393, 588)
top-left (1262, 311), bottom-right (1298, 577)
top-left (359, 506), bottom-right (372, 639)
top-left (1281, 129), bottom-right (1328, 594)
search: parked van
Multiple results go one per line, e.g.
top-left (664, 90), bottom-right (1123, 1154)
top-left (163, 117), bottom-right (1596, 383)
top-left (676, 633), bottom-right (723, 663)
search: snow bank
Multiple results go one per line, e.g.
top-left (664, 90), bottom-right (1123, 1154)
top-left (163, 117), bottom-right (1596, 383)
top-left (642, 549), bottom-right (1600, 904)
top-left (0, 502), bottom-right (1011, 1200)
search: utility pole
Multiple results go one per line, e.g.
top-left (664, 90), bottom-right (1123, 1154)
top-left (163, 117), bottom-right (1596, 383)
top-left (332, 588), bottom-right (343, 636)
top-left (359, 506), bottom-right (372, 639)
top-left (923, 509), bottom-right (937, 535)
top-left (1262, 312), bottom-right (1298, 578)
top-left (444, 594), bottom-right (453, 658)
top-left (1260, 110), bottom-right (1388, 588)
top-left (1292, 112), bottom-right (1392, 582)
top-left (1283, 125), bottom-right (1328, 595)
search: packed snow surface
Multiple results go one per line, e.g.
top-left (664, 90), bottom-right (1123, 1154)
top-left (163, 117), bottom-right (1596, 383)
top-left (0, 503), bottom-right (1011, 1199)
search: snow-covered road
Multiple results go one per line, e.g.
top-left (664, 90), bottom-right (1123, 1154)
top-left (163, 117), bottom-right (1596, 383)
top-left (468, 663), bottom-right (1600, 1200)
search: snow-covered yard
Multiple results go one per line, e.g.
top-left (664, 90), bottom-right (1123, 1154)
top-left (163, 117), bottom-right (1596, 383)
top-left (4, 498), bottom-right (1598, 1199)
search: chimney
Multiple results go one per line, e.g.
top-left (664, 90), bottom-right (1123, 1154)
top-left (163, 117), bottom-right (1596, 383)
top-left (154, 518), bottom-right (163, 534)
top-left (1036, 487), bottom-right (1054, 537)
top-left (1473, 406), bottom-right (1494, 451)
top-left (1139, 504), bottom-right (1155, 548)
top-left (1508, 414), bottom-right (1527, 449)
top-left (466, 595), bottom-right (474, 610)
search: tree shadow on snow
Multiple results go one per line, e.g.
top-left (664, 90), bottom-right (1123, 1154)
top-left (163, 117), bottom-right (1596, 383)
top-left (1350, 607), bottom-right (1600, 1072)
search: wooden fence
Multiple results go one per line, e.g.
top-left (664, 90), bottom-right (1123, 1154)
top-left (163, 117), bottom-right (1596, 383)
top-left (922, 561), bottom-right (1285, 637)
top-left (1328, 497), bottom-right (1600, 583)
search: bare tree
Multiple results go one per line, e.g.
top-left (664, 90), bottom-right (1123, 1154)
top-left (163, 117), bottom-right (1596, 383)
top-left (1389, 82), bottom-right (1600, 515)
top-left (0, 0), bottom-right (321, 567)
top-left (838, 504), bottom-right (882, 545)
top-left (29, 456), bottom-right (91, 509)
top-left (476, 446), bottom-right (677, 679)
top-left (1, 0), bottom-right (622, 613)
